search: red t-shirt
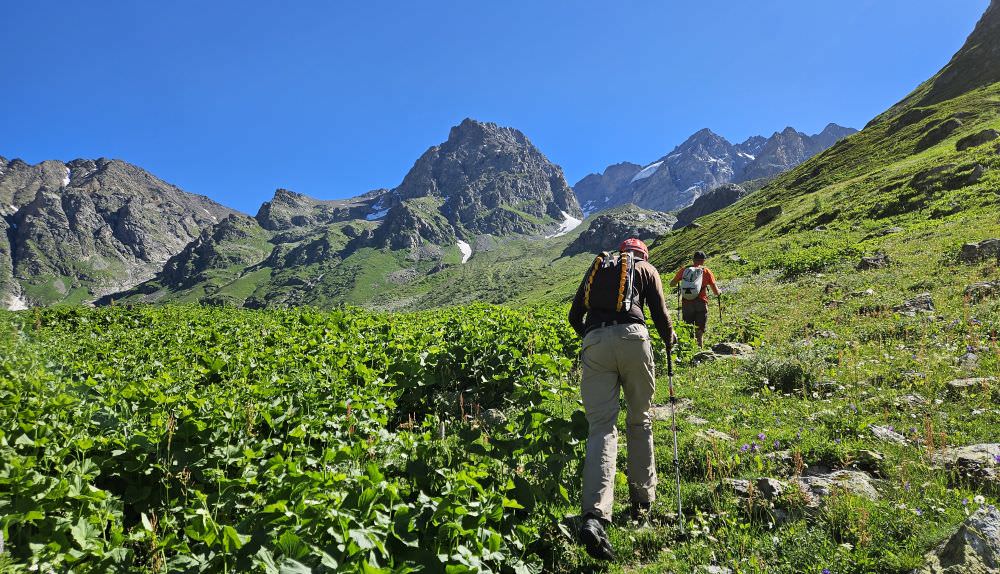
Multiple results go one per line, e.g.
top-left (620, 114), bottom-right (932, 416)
top-left (673, 266), bottom-right (717, 304)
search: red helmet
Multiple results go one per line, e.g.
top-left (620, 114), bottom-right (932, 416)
top-left (619, 237), bottom-right (649, 260)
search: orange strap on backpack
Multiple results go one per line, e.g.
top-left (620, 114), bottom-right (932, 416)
top-left (583, 254), bottom-right (604, 310)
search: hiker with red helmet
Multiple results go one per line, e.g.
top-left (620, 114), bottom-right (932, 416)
top-left (568, 237), bottom-right (675, 561)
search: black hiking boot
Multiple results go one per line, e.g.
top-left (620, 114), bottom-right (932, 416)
top-left (579, 514), bottom-right (615, 561)
top-left (630, 501), bottom-right (652, 524)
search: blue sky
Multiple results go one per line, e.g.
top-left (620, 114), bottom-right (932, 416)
top-left (1, 0), bottom-right (989, 213)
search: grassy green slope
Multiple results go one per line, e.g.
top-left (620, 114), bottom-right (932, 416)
top-left (601, 10), bottom-right (1000, 573)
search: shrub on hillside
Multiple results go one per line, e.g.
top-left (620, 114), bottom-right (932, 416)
top-left (739, 345), bottom-right (834, 395)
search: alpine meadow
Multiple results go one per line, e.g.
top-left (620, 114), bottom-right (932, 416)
top-left (2, 2), bottom-right (1000, 573)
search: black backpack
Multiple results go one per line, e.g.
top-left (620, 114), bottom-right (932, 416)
top-left (582, 251), bottom-right (637, 313)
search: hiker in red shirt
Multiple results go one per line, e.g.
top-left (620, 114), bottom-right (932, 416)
top-left (669, 251), bottom-right (720, 348)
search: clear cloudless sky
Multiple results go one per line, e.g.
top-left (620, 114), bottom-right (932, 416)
top-left (0, 0), bottom-right (990, 213)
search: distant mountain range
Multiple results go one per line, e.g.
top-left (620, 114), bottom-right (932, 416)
top-left (573, 123), bottom-right (856, 214)
top-left (99, 119), bottom-right (586, 309)
top-left (0, 118), bottom-right (856, 310)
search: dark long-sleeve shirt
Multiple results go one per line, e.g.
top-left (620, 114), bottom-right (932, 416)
top-left (568, 258), bottom-right (674, 345)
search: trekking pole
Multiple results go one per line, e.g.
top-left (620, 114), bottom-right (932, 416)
top-left (676, 287), bottom-right (682, 324)
top-left (666, 340), bottom-right (684, 533)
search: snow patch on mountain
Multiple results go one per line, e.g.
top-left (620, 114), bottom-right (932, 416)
top-left (457, 240), bottom-right (472, 263)
top-left (6, 293), bottom-right (28, 311)
top-left (546, 211), bottom-right (583, 238)
top-left (62, 167), bottom-right (70, 187)
top-left (629, 161), bottom-right (663, 183)
top-left (366, 196), bottom-right (391, 221)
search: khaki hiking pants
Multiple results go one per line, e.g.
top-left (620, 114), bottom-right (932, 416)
top-left (579, 322), bottom-right (656, 522)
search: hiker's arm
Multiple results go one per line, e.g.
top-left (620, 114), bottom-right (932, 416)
top-left (568, 283), bottom-right (586, 339)
top-left (668, 268), bottom-right (682, 288)
top-left (708, 270), bottom-right (721, 296)
top-left (646, 270), bottom-right (675, 347)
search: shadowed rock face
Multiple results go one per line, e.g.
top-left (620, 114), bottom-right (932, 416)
top-left (0, 156), bottom-right (236, 306)
top-left (574, 124), bottom-right (856, 215)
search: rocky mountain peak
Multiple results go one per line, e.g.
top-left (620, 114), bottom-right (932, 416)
top-left (392, 118), bottom-right (581, 235)
top-left (918, 0), bottom-right (1000, 106)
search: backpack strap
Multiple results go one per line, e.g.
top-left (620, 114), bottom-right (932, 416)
top-left (616, 251), bottom-right (632, 312)
top-left (583, 253), bottom-right (606, 310)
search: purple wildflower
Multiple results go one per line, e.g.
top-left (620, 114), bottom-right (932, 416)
top-left (904, 481), bottom-right (911, 491)
top-left (751, 442), bottom-right (760, 453)
top-left (774, 440), bottom-right (781, 449)
top-left (993, 454), bottom-right (1000, 465)
top-left (915, 508), bottom-right (923, 516)
top-left (758, 432), bottom-right (767, 441)
top-left (740, 444), bottom-right (751, 453)
top-left (823, 569), bottom-right (831, 574)
top-left (962, 498), bottom-right (969, 506)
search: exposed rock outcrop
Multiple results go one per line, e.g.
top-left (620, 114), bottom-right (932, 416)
top-left (914, 505), bottom-right (1000, 574)
top-left (673, 184), bottom-right (750, 229)
top-left (563, 205), bottom-right (675, 256)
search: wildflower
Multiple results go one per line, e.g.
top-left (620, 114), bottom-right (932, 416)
top-left (751, 442), bottom-right (760, 453)
top-left (823, 569), bottom-right (831, 574)
top-left (993, 454), bottom-right (1000, 465)
top-left (740, 444), bottom-right (751, 453)
top-left (914, 508), bottom-right (923, 516)
top-left (904, 481), bottom-right (911, 491)
top-left (975, 495), bottom-right (986, 504)
top-left (774, 440), bottom-right (781, 449)
top-left (963, 498), bottom-right (969, 506)
top-left (758, 432), bottom-right (767, 441)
